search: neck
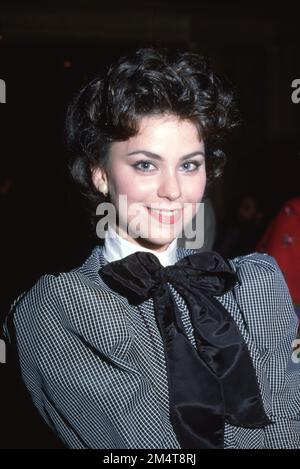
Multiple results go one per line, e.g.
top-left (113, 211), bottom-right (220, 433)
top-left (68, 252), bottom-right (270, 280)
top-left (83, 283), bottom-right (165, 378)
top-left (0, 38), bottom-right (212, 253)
top-left (110, 223), bottom-right (174, 252)
top-left (103, 224), bottom-right (178, 267)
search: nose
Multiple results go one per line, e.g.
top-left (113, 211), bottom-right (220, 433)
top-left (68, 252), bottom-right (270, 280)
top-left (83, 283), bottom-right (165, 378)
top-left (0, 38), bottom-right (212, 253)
top-left (157, 171), bottom-right (181, 200)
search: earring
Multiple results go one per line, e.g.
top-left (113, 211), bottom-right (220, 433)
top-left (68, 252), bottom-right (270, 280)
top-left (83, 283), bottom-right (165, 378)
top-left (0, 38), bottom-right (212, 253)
top-left (98, 182), bottom-right (108, 197)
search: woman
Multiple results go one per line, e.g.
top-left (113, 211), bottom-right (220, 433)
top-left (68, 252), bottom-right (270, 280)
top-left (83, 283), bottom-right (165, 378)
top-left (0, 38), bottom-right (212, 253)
top-left (5, 48), bottom-right (300, 449)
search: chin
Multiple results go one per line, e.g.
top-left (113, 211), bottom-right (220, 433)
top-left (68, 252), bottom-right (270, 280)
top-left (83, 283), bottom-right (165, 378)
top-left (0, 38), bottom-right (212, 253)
top-left (134, 236), bottom-right (176, 251)
top-left (138, 224), bottom-right (178, 241)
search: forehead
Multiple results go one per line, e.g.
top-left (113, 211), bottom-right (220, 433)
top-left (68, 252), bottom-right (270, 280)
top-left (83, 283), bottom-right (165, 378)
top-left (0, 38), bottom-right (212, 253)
top-left (136, 114), bottom-right (201, 136)
top-left (126, 115), bottom-right (204, 152)
top-left (107, 114), bottom-right (204, 163)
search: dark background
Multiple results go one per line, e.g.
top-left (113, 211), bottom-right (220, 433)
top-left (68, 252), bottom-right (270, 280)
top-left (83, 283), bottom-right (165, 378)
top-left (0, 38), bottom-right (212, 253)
top-left (1, 0), bottom-right (300, 448)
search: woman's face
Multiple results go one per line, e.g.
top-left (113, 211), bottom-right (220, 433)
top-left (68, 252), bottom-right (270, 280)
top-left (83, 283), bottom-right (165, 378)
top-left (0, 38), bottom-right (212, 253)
top-left (92, 114), bottom-right (206, 251)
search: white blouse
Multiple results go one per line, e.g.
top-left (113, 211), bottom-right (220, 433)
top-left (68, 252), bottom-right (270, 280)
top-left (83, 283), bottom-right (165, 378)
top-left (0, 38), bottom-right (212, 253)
top-left (102, 224), bottom-right (178, 267)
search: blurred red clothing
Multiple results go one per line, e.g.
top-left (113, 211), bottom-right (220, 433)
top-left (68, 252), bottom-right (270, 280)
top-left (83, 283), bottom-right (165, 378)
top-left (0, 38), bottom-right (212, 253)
top-left (256, 197), bottom-right (300, 305)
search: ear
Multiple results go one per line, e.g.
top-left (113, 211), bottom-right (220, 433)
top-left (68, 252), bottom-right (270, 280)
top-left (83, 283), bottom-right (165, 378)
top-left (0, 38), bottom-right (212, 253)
top-left (91, 166), bottom-right (108, 192)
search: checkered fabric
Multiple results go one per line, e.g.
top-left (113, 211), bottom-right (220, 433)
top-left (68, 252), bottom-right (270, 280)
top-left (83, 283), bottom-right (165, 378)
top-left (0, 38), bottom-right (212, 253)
top-left (4, 246), bottom-right (300, 449)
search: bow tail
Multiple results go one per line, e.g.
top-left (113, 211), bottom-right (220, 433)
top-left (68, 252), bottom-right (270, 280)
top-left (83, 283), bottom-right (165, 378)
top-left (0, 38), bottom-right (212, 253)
top-left (179, 285), bottom-right (272, 429)
top-left (153, 288), bottom-right (225, 449)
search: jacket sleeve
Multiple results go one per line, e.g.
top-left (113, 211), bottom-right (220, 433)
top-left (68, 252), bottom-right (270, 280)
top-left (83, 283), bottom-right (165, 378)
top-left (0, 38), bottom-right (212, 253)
top-left (231, 253), bottom-right (300, 448)
top-left (3, 275), bottom-right (87, 449)
top-left (3, 272), bottom-right (132, 449)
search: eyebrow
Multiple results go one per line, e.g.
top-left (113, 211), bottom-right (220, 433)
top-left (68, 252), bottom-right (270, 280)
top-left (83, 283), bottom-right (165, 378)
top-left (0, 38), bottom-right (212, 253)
top-left (126, 150), bottom-right (205, 161)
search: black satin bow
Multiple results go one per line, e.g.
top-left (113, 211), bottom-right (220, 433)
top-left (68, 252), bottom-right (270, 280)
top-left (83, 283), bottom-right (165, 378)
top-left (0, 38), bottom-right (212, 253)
top-left (100, 250), bottom-right (271, 449)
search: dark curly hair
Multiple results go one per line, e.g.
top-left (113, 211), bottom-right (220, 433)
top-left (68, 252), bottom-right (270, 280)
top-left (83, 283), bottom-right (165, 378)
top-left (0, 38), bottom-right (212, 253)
top-left (65, 47), bottom-right (239, 228)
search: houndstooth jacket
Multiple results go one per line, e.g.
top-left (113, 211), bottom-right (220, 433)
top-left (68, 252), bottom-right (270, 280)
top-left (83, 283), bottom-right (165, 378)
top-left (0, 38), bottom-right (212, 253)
top-left (4, 245), bottom-right (300, 449)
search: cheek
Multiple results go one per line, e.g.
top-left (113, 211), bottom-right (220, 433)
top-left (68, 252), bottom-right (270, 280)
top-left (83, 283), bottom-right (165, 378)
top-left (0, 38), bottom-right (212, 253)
top-left (110, 173), bottom-right (154, 204)
top-left (184, 174), bottom-right (206, 201)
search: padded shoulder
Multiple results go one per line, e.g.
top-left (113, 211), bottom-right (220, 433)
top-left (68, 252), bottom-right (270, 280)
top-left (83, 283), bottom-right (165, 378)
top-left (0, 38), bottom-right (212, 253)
top-left (227, 252), bottom-right (297, 351)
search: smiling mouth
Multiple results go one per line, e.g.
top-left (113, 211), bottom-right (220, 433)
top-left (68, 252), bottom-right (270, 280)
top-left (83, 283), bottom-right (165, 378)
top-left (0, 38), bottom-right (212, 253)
top-left (146, 207), bottom-right (183, 224)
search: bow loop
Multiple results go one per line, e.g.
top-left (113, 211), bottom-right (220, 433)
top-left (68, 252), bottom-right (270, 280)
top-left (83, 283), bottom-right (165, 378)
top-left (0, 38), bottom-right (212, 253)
top-left (176, 251), bottom-right (237, 296)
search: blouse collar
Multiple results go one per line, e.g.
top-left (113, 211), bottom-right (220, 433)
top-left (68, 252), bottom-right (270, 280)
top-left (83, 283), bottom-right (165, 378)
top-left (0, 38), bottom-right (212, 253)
top-left (102, 224), bottom-right (178, 267)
